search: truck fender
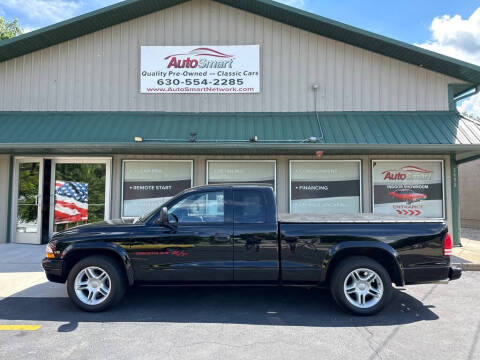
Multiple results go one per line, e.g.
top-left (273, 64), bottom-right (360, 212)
top-left (321, 241), bottom-right (405, 286)
top-left (61, 242), bottom-right (135, 286)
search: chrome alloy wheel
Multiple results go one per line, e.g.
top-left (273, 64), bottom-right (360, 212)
top-left (74, 266), bottom-right (111, 305)
top-left (343, 268), bottom-right (384, 309)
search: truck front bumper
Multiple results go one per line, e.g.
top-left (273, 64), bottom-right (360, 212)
top-left (42, 258), bottom-right (66, 283)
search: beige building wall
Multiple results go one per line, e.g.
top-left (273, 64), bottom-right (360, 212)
top-left (0, 155), bottom-right (10, 243)
top-left (459, 159), bottom-right (480, 228)
top-left (0, 0), bottom-right (464, 113)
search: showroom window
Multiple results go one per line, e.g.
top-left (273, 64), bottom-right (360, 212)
top-left (122, 160), bottom-right (193, 218)
top-left (289, 160), bottom-right (362, 214)
top-left (206, 160), bottom-right (276, 189)
top-left (372, 160), bottom-right (444, 219)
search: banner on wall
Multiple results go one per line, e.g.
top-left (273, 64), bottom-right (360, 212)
top-left (372, 160), bottom-right (444, 218)
top-left (141, 45), bottom-right (260, 93)
top-left (207, 161), bottom-right (275, 188)
top-left (290, 161), bottom-right (361, 214)
top-left (122, 161), bottom-right (192, 217)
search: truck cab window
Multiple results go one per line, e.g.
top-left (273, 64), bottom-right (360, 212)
top-left (234, 190), bottom-right (266, 223)
top-left (169, 191), bottom-right (224, 223)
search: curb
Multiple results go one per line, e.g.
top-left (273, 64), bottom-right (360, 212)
top-left (452, 263), bottom-right (480, 271)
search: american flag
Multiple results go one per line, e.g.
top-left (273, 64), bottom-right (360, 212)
top-left (55, 181), bottom-right (89, 224)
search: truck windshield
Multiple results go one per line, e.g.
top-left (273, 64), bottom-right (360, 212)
top-left (134, 206), bottom-right (163, 224)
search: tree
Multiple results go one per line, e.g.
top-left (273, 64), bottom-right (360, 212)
top-left (461, 112), bottom-right (480, 121)
top-left (0, 17), bottom-right (23, 41)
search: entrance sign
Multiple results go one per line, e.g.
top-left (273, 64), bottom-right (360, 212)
top-left (290, 160), bottom-right (361, 214)
top-left (122, 160), bottom-right (193, 217)
top-left (372, 160), bottom-right (444, 218)
top-left (141, 45), bottom-right (260, 93)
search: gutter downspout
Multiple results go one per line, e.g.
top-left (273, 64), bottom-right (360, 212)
top-left (453, 85), bottom-right (479, 103)
top-left (450, 85), bottom-right (480, 246)
top-left (450, 154), bottom-right (461, 246)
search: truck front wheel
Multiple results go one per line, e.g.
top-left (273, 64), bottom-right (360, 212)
top-left (66, 255), bottom-right (126, 312)
top-left (330, 256), bottom-right (392, 316)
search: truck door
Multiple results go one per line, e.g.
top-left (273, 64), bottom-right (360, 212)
top-left (233, 189), bottom-right (278, 281)
top-left (130, 189), bottom-right (233, 282)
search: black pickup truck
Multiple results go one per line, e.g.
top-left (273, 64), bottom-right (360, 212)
top-left (42, 184), bottom-right (461, 315)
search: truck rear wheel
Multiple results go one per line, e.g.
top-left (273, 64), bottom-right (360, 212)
top-left (330, 256), bottom-right (392, 316)
top-left (67, 255), bottom-right (126, 312)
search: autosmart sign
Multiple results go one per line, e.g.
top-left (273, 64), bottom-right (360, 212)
top-left (372, 160), bottom-right (444, 219)
top-left (140, 45), bottom-right (260, 94)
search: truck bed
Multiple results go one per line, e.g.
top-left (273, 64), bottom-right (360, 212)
top-left (278, 213), bottom-right (445, 223)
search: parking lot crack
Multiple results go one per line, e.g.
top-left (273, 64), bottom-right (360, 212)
top-left (357, 327), bottom-right (383, 360)
top-left (167, 339), bottom-right (279, 355)
top-left (469, 319), bottom-right (480, 360)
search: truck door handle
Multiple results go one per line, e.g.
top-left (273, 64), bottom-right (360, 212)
top-left (214, 233), bottom-right (231, 242)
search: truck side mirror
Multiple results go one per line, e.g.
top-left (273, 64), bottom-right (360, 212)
top-left (158, 207), bottom-right (169, 225)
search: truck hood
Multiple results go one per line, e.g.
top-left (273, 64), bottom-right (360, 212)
top-left (51, 218), bottom-right (138, 240)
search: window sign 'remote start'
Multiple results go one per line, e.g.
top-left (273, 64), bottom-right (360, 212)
top-left (140, 45), bottom-right (260, 94)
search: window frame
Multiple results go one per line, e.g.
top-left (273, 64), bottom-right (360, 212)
top-left (233, 189), bottom-right (272, 224)
top-left (168, 190), bottom-right (226, 224)
top-left (371, 159), bottom-right (445, 219)
top-left (121, 159), bottom-right (193, 219)
top-left (288, 159), bottom-right (363, 214)
top-left (205, 160), bottom-right (277, 192)
top-left (48, 157), bottom-right (112, 239)
top-left (148, 188), bottom-right (233, 226)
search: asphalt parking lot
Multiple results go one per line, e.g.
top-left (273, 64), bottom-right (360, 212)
top-left (0, 269), bottom-right (479, 360)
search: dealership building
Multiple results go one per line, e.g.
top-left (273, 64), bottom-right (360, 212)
top-left (1, 0), bottom-right (480, 246)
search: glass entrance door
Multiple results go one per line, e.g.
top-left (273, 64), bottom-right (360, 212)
top-left (50, 159), bottom-right (111, 236)
top-left (14, 159), bottom-right (44, 244)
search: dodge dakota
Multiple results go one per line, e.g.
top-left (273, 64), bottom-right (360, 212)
top-left (42, 184), bottom-right (461, 315)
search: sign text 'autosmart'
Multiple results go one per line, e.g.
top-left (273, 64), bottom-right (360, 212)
top-left (140, 45), bottom-right (260, 94)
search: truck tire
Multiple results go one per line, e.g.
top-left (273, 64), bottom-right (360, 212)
top-left (330, 256), bottom-right (392, 316)
top-left (67, 255), bottom-right (127, 312)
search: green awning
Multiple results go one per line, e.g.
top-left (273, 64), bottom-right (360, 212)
top-left (1, 111), bottom-right (480, 157)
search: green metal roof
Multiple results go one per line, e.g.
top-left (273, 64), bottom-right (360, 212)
top-left (1, 112), bottom-right (480, 155)
top-left (1, 0), bottom-right (480, 88)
